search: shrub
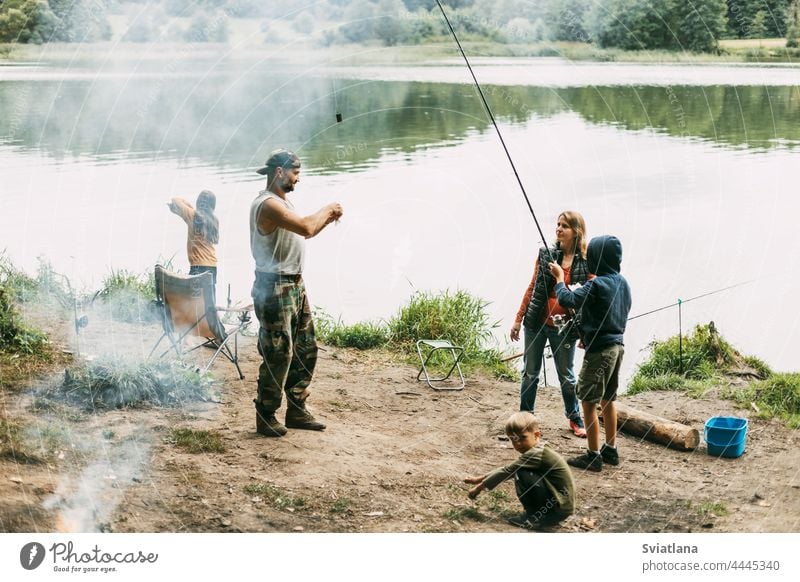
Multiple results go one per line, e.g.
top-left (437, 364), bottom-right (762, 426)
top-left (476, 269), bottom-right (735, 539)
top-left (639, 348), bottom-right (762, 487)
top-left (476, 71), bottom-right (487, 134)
top-left (389, 290), bottom-right (517, 380)
top-left (314, 310), bottom-right (390, 350)
top-left (633, 323), bottom-right (737, 383)
top-left (389, 290), bottom-right (495, 357)
top-left (0, 286), bottom-right (47, 355)
top-left (725, 373), bottom-right (800, 427)
top-left (94, 268), bottom-right (157, 323)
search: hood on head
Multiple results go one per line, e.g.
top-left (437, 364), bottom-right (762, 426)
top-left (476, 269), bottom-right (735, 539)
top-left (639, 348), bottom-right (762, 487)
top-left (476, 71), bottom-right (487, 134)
top-left (587, 235), bottom-right (622, 275)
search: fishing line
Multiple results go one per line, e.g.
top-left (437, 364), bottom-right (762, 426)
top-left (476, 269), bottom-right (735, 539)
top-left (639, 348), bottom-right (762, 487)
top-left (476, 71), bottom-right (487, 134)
top-left (627, 279), bottom-right (755, 322)
top-left (502, 279), bottom-right (756, 362)
top-left (434, 0), bottom-right (552, 259)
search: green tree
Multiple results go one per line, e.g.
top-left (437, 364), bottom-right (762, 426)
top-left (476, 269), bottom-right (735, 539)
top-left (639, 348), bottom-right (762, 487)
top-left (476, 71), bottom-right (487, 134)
top-left (788, 0), bottom-right (800, 46)
top-left (0, 0), bottom-right (60, 44)
top-left (673, 0), bottom-right (727, 52)
top-left (184, 11), bottom-right (230, 43)
top-left (373, 0), bottom-right (413, 45)
top-left (340, 0), bottom-right (377, 43)
top-left (588, 0), bottom-right (673, 50)
top-left (748, 9), bottom-right (768, 37)
top-left (727, 0), bottom-right (789, 38)
top-left (544, 0), bottom-right (591, 42)
top-left (121, 12), bottom-right (162, 42)
top-left (48, 0), bottom-right (112, 42)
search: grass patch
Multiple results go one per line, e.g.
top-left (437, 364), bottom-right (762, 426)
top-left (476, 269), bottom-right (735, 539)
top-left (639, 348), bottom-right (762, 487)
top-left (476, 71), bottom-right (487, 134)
top-left (167, 427), bottom-right (226, 454)
top-left (0, 417), bottom-right (65, 464)
top-left (628, 323), bottom-right (755, 397)
top-left (1, 286), bottom-right (49, 356)
top-left (330, 498), bottom-right (352, 514)
top-left (46, 356), bottom-right (216, 410)
top-left (698, 501), bottom-right (728, 517)
top-left (94, 267), bottom-right (158, 323)
top-left (442, 506), bottom-right (488, 522)
top-left (742, 355), bottom-right (773, 379)
top-left (244, 483), bottom-right (306, 510)
top-left (627, 373), bottom-right (714, 398)
top-left (723, 373), bottom-right (800, 428)
top-left (315, 310), bottom-right (390, 350)
top-left (636, 323), bottom-right (737, 380)
top-left (389, 290), bottom-right (518, 381)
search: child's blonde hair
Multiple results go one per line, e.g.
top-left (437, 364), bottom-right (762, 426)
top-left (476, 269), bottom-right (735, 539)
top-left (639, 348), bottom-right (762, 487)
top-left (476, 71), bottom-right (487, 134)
top-left (505, 411), bottom-right (540, 437)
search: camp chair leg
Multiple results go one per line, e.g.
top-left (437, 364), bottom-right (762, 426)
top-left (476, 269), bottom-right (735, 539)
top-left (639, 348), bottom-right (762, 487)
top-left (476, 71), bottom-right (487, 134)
top-left (151, 265), bottom-right (249, 379)
top-left (149, 333), bottom-right (167, 359)
top-left (416, 340), bottom-right (465, 391)
top-left (200, 327), bottom-right (245, 380)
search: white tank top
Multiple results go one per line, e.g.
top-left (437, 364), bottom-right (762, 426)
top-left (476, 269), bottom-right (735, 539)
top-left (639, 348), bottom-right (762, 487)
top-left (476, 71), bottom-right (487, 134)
top-left (249, 191), bottom-right (304, 274)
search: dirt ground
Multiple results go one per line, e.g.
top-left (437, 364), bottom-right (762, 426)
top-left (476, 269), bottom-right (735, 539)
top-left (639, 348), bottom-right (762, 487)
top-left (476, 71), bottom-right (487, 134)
top-left (1, 319), bottom-right (799, 534)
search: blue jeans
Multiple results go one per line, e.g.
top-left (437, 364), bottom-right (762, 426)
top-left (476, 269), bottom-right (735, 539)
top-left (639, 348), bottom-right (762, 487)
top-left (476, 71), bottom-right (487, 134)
top-left (520, 324), bottom-right (582, 425)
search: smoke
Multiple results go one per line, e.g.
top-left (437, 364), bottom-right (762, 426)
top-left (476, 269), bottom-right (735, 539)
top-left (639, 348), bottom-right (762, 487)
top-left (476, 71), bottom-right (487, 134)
top-left (43, 434), bottom-right (152, 533)
top-left (20, 267), bottom-right (214, 532)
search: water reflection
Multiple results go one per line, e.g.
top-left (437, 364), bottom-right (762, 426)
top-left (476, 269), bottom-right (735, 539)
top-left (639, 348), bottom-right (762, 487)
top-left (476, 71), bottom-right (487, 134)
top-left (1, 72), bottom-right (798, 176)
top-left (1, 63), bottom-right (799, 375)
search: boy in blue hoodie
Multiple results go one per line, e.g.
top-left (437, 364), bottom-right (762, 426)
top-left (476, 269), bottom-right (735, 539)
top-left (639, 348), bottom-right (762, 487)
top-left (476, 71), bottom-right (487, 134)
top-left (549, 235), bottom-right (632, 472)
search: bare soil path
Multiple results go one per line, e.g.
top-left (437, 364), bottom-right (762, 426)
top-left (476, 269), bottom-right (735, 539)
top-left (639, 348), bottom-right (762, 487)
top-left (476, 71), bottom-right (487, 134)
top-left (2, 327), bottom-right (798, 534)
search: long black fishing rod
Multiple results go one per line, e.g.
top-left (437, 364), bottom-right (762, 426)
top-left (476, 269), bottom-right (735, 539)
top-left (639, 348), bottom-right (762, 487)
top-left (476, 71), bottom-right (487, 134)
top-left (501, 279), bottom-right (755, 362)
top-left (627, 279), bottom-right (755, 322)
top-left (434, 0), bottom-right (552, 258)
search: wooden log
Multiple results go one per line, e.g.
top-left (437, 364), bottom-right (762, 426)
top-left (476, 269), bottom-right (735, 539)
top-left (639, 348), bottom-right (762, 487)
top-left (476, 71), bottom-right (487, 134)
top-left (602, 402), bottom-right (700, 451)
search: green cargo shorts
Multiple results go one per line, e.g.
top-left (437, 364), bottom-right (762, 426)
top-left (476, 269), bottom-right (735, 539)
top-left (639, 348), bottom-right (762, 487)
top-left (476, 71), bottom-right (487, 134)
top-left (577, 344), bottom-right (624, 404)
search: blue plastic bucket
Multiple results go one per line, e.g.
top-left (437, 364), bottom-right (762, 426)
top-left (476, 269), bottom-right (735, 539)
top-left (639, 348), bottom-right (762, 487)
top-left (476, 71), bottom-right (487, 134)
top-left (704, 416), bottom-right (748, 458)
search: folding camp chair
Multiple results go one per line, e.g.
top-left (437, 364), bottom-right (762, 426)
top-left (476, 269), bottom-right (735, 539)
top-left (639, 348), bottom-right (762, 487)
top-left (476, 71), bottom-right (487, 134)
top-left (416, 339), bottom-right (465, 390)
top-left (149, 265), bottom-right (251, 379)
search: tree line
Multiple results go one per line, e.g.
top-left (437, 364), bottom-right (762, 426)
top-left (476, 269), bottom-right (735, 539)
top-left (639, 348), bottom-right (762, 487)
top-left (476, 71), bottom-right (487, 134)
top-left (2, 0), bottom-right (799, 51)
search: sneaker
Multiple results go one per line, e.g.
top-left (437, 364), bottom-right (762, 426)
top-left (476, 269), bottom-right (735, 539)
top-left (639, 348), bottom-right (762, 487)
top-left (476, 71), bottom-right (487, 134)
top-left (506, 512), bottom-right (539, 531)
top-left (600, 444), bottom-right (620, 466)
top-left (285, 406), bottom-right (326, 431)
top-left (567, 450), bottom-right (602, 472)
top-left (256, 412), bottom-right (287, 437)
top-left (569, 420), bottom-right (587, 438)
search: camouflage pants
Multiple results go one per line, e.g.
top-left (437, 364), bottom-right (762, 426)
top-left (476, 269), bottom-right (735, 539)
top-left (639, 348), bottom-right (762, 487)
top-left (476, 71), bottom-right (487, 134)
top-left (252, 275), bottom-right (317, 413)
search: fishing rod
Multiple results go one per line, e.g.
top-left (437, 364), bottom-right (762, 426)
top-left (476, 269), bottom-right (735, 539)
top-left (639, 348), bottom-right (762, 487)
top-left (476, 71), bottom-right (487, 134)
top-left (434, 0), bottom-right (553, 260)
top-left (626, 279), bottom-right (755, 321)
top-left (500, 279), bottom-right (756, 362)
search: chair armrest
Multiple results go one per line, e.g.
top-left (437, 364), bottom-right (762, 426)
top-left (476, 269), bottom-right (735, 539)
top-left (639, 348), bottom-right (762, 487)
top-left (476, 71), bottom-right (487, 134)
top-left (217, 304), bottom-right (254, 312)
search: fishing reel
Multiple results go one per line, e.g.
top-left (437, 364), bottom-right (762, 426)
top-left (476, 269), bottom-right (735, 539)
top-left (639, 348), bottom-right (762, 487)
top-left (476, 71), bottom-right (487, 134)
top-left (550, 314), bottom-right (569, 335)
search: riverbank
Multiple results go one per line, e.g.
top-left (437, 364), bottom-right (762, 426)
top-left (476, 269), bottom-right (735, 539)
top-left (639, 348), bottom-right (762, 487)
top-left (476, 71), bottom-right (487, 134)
top-left (1, 307), bottom-right (798, 533)
top-left (2, 38), bottom-right (799, 66)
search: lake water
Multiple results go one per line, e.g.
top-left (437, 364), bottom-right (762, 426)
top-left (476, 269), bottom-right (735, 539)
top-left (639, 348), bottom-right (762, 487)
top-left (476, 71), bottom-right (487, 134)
top-left (2, 54), bottom-right (799, 382)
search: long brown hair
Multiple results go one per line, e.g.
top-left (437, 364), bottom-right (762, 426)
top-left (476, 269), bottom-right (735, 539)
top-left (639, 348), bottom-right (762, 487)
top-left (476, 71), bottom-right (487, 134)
top-left (193, 190), bottom-right (219, 244)
top-left (556, 210), bottom-right (587, 259)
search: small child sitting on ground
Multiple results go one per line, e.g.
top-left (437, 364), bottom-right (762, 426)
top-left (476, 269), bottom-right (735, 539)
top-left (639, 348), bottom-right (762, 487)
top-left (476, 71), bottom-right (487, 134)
top-left (464, 411), bottom-right (576, 530)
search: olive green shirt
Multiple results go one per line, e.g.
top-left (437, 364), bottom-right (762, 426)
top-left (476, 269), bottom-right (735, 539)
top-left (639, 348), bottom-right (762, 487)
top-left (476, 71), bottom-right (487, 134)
top-left (482, 442), bottom-right (575, 514)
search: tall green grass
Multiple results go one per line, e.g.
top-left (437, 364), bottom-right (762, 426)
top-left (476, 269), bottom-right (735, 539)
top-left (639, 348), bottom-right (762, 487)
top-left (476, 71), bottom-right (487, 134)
top-left (314, 309), bottom-right (390, 350)
top-left (724, 373), bottom-right (800, 428)
top-left (628, 323), bottom-right (752, 396)
top-left (314, 290), bottom-right (517, 380)
top-left (95, 267), bottom-right (158, 323)
top-left (0, 253), bottom-right (47, 355)
top-left (389, 290), bottom-right (517, 380)
top-left (389, 290), bottom-right (494, 357)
